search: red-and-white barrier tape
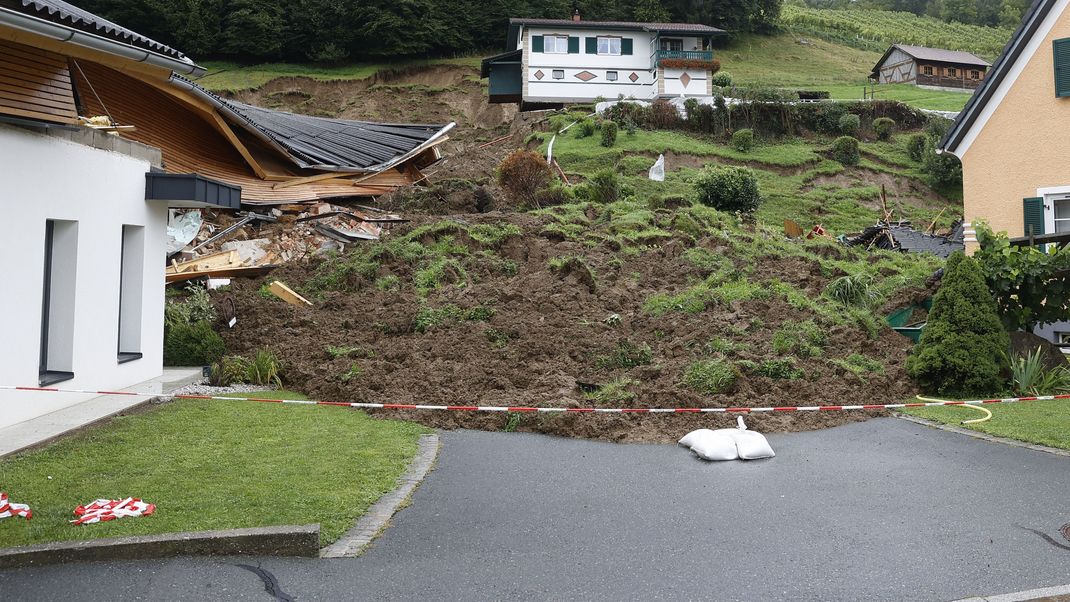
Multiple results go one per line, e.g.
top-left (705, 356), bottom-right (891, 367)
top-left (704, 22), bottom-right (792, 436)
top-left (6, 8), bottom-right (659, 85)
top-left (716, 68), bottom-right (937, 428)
top-left (72, 498), bottom-right (155, 525)
top-left (4, 385), bottom-right (1070, 414)
top-left (0, 492), bottom-right (32, 520)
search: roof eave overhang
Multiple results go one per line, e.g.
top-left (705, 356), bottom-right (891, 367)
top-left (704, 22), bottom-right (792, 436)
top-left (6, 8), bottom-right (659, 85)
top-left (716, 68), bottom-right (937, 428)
top-left (0, 5), bottom-right (204, 76)
top-left (939, 0), bottom-right (1058, 156)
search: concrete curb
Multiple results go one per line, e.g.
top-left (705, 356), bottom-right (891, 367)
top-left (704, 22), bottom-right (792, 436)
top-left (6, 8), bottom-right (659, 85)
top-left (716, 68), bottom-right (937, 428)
top-left (320, 433), bottom-right (441, 558)
top-left (0, 524), bottom-right (320, 569)
top-left (896, 414), bottom-right (1070, 458)
top-left (953, 582), bottom-right (1070, 601)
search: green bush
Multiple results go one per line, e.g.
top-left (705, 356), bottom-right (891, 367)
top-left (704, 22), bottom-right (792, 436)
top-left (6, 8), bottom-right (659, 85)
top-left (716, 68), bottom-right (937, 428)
top-left (164, 320), bottom-right (225, 366)
top-left (838, 113), bottom-right (860, 135)
top-left (906, 253), bottom-right (1010, 396)
top-left (731, 129), bottom-right (754, 153)
top-left (872, 117), bottom-right (895, 140)
top-left (1010, 347), bottom-right (1070, 395)
top-left (496, 150), bottom-right (553, 208)
top-left (585, 169), bottom-right (621, 204)
top-left (600, 120), bottom-right (618, 147)
top-left (574, 119), bottom-right (596, 138)
top-left (710, 71), bottom-right (733, 87)
top-left (922, 117), bottom-right (962, 187)
top-left (831, 136), bottom-right (860, 166)
top-left (247, 350), bottom-right (283, 387)
top-left (209, 355), bottom-right (250, 386)
top-left (694, 165), bottom-right (763, 214)
top-left (907, 133), bottom-right (927, 162)
top-left (816, 102), bottom-right (847, 134)
top-left (683, 360), bottom-right (739, 394)
top-left (825, 273), bottom-right (879, 308)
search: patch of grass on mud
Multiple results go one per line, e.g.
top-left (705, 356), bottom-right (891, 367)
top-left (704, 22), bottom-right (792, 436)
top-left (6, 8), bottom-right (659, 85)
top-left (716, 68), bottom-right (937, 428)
top-left (584, 378), bottom-right (638, 404)
top-left (683, 359), bottom-right (740, 394)
top-left (413, 303), bottom-right (495, 333)
top-left (0, 391), bottom-right (430, 548)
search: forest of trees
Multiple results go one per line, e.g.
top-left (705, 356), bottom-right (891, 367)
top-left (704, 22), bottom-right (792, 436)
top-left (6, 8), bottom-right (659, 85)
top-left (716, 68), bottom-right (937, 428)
top-left (81, 0), bottom-right (782, 63)
top-left (800, 0), bottom-right (1032, 28)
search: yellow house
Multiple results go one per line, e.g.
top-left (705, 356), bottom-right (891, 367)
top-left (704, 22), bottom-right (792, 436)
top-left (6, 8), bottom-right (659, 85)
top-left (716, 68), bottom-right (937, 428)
top-left (940, 0), bottom-right (1070, 251)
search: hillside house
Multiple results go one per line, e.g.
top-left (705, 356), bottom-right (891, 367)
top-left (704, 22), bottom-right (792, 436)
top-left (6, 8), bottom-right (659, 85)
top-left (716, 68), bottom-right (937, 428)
top-left (938, 0), bottom-right (1070, 344)
top-left (0, 0), bottom-right (453, 431)
top-left (870, 44), bottom-right (990, 91)
top-left (482, 11), bottom-right (725, 108)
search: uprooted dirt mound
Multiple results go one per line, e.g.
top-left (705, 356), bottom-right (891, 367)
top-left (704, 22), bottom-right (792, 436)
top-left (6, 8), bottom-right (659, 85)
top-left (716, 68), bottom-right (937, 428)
top-left (215, 210), bottom-right (923, 443)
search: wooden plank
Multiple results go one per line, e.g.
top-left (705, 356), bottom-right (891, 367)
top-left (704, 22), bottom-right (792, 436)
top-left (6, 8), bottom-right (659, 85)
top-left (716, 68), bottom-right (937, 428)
top-left (0, 96), bottom-right (77, 120)
top-left (0, 43), bottom-right (69, 70)
top-left (165, 264), bottom-right (277, 284)
top-left (0, 79), bottom-right (76, 105)
top-left (0, 87), bottom-right (76, 111)
top-left (165, 250), bottom-right (245, 275)
top-left (267, 281), bottom-right (312, 307)
top-left (0, 104), bottom-right (78, 124)
top-left (0, 60), bottom-right (72, 90)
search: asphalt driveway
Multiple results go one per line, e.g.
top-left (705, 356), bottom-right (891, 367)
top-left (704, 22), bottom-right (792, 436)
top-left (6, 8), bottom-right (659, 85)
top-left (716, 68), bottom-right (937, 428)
top-left (2, 417), bottom-right (1070, 601)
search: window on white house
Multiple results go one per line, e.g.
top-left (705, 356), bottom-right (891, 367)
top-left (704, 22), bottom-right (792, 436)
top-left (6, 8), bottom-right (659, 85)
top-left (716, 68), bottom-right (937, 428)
top-left (544, 35), bottom-right (569, 54)
top-left (40, 219), bottom-right (78, 386)
top-left (659, 38), bottom-right (683, 52)
top-left (606, 71), bottom-right (618, 81)
top-left (118, 225), bottom-right (144, 363)
top-left (597, 37), bottom-right (621, 55)
top-left (552, 69), bottom-right (564, 79)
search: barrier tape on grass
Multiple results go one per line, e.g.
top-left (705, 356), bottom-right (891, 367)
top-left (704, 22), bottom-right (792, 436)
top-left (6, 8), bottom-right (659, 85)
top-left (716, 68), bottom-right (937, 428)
top-left (4, 385), bottom-right (1070, 414)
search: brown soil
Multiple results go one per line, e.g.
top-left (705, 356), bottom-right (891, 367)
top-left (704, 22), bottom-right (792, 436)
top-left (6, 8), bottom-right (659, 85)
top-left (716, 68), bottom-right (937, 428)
top-left (216, 212), bottom-right (919, 444)
top-left (802, 167), bottom-right (948, 211)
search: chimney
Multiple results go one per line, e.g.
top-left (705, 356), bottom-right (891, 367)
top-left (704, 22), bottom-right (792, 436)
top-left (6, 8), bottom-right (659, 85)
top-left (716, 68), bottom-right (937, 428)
top-left (572, 9), bottom-right (581, 21)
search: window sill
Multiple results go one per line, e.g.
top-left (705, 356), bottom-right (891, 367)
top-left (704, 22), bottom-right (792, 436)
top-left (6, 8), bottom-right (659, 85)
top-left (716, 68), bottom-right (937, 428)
top-left (118, 352), bottom-right (143, 365)
top-left (39, 371), bottom-right (74, 386)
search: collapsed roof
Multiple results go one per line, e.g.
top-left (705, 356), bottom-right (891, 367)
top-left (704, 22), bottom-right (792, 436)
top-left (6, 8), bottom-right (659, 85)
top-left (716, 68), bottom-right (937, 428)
top-left (846, 221), bottom-right (965, 258)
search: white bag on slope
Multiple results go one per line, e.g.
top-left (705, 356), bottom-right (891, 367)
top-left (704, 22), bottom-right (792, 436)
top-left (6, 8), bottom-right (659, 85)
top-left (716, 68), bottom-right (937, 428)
top-left (733, 417), bottom-right (775, 460)
top-left (689, 430), bottom-right (739, 461)
top-left (648, 154), bottom-right (665, 182)
top-left (678, 428), bottom-right (715, 448)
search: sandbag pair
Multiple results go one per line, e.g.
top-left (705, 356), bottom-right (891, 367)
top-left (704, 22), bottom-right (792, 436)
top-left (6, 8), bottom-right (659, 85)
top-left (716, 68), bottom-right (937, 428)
top-left (679, 417), bottom-right (775, 461)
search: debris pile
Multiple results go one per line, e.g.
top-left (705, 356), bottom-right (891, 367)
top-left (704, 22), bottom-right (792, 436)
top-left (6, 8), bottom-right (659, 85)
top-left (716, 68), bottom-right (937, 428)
top-left (165, 202), bottom-right (406, 284)
top-left (845, 220), bottom-right (964, 258)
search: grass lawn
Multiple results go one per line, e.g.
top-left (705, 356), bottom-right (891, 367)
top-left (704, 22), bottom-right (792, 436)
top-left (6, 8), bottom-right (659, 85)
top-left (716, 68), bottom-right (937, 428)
top-left (0, 391), bottom-right (430, 548)
top-left (903, 399), bottom-right (1070, 450)
top-left (195, 56), bottom-right (484, 92)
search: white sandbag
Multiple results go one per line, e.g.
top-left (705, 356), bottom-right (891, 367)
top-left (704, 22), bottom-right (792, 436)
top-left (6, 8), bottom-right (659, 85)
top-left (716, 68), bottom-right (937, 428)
top-left (678, 428), bottom-right (715, 448)
top-left (689, 430), bottom-right (739, 461)
top-left (648, 154), bottom-right (665, 182)
top-left (734, 417), bottom-right (775, 459)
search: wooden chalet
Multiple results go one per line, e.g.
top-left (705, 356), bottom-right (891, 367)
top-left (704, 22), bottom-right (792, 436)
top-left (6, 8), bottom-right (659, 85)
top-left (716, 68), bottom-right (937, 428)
top-left (870, 44), bottom-right (991, 91)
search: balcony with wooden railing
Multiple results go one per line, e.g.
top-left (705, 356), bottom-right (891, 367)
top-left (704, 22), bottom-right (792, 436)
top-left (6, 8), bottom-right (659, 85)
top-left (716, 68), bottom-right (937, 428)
top-left (654, 49), bottom-right (717, 70)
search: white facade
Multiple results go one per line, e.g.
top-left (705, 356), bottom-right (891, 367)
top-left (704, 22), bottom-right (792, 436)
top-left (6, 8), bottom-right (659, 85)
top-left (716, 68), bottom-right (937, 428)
top-left (518, 25), bottom-right (712, 103)
top-left (0, 123), bottom-right (166, 429)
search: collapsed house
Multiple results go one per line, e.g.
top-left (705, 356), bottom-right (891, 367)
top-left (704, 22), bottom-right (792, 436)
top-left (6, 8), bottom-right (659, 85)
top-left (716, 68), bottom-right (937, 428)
top-left (0, 0), bottom-right (450, 431)
top-left (845, 221), bottom-right (965, 258)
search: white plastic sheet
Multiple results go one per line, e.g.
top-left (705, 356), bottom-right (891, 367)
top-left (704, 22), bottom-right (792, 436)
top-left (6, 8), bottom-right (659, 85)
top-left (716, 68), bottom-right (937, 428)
top-left (648, 154), bottom-right (665, 182)
top-left (166, 210), bottom-right (202, 254)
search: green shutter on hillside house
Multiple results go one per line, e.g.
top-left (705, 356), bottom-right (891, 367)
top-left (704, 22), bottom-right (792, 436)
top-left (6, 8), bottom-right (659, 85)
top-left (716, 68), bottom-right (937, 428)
top-left (585, 37), bottom-right (597, 54)
top-left (621, 38), bottom-right (633, 55)
top-left (1055, 38), bottom-right (1070, 97)
top-left (568, 36), bottom-right (579, 53)
top-left (532, 35), bottom-right (543, 52)
top-left (1023, 197), bottom-right (1045, 235)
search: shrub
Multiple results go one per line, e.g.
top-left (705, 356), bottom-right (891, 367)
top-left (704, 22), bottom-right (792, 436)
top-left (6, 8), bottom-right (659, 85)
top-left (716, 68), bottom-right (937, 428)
top-left (1010, 347), bottom-right (1070, 396)
top-left (831, 136), bottom-right (860, 166)
top-left (694, 165), bottom-right (763, 214)
top-left (731, 129), bottom-right (754, 153)
top-left (534, 182), bottom-right (573, 207)
top-left (574, 119), bottom-right (596, 138)
top-left (585, 169), bottom-right (621, 204)
top-left (906, 253), bottom-right (1010, 396)
top-left (710, 71), bottom-right (733, 87)
top-left (164, 320), bottom-right (225, 366)
top-left (838, 113), bottom-right (860, 135)
top-left (907, 133), bottom-right (927, 162)
top-left (600, 120), bottom-right (618, 147)
top-left (872, 117), bottom-right (895, 140)
top-left (683, 360), bottom-right (739, 394)
top-left (922, 117), bottom-right (962, 187)
top-left (815, 102), bottom-right (847, 134)
top-left (247, 350), bottom-right (283, 387)
top-left (825, 273), bottom-right (879, 308)
top-left (496, 150), bottom-right (553, 207)
top-left (209, 355), bottom-right (250, 386)
top-left (771, 320), bottom-right (826, 357)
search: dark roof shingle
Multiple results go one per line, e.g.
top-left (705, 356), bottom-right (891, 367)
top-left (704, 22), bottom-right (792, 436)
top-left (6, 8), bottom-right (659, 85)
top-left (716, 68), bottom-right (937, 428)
top-left (509, 18), bottom-right (725, 34)
top-left (891, 44), bottom-right (991, 66)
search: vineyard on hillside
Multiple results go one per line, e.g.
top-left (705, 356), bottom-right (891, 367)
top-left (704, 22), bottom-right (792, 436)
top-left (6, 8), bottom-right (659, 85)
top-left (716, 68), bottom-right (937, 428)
top-left (780, 5), bottom-right (1014, 59)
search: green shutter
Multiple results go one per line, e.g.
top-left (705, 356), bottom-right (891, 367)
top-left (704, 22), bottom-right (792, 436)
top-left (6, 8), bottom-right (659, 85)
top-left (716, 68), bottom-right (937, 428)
top-left (1024, 197), bottom-right (1046, 235)
top-left (621, 38), bottom-right (633, 55)
top-left (585, 37), bottom-right (597, 54)
top-left (532, 35), bottom-right (543, 53)
top-left (568, 36), bottom-right (579, 54)
top-left (1055, 38), bottom-right (1070, 97)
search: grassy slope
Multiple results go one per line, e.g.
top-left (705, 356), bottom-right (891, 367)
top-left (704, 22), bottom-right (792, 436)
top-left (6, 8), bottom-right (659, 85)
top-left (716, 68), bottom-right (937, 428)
top-left (0, 391), bottom-right (429, 548)
top-left (720, 33), bottom-right (970, 111)
top-left (903, 400), bottom-right (1070, 450)
top-left (195, 55), bottom-right (483, 93)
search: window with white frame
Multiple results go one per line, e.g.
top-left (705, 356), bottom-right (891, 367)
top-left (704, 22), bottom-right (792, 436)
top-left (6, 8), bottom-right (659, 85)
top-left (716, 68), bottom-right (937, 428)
top-left (40, 219), bottom-right (78, 386)
top-left (659, 38), bottom-right (683, 52)
top-left (544, 35), bottom-right (569, 53)
top-left (118, 225), bottom-right (144, 363)
top-left (606, 71), bottom-right (618, 81)
top-left (597, 37), bottom-right (621, 55)
top-left (1054, 197), bottom-right (1070, 232)
top-left (552, 69), bottom-right (564, 79)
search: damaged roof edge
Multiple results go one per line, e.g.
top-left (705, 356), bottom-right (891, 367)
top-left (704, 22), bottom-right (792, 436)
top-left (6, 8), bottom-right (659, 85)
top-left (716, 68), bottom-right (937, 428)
top-left (0, 5), bottom-right (204, 76)
top-left (170, 74), bottom-right (455, 174)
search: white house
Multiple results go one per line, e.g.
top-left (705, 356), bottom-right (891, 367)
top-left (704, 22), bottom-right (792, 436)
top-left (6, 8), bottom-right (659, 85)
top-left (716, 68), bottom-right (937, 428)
top-left (482, 12), bottom-right (725, 108)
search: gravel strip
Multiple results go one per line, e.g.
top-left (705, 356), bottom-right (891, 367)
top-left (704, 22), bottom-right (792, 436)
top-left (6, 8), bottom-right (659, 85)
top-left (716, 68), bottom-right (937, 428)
top-left (166, 381), bottom-right (278, 397)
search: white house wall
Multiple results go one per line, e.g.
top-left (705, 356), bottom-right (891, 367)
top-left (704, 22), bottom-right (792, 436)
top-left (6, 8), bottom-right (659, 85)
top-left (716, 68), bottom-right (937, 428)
top-left (0, 123), bottom-right (166, 429)
top-left (663, 67), bottom-right (710, 96)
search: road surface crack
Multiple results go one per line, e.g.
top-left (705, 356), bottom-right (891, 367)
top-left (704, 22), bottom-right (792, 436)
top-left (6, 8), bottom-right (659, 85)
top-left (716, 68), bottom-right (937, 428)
top-left (235, 563), bottom-right (297, 601)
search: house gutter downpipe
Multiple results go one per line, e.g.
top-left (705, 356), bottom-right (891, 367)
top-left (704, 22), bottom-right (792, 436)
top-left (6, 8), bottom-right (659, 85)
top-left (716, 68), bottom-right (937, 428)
top-left (0, 6), bottom-right (205, 77)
